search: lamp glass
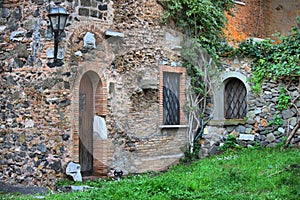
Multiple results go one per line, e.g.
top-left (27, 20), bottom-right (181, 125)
top-left (48, 7), bottom-right (69, 32)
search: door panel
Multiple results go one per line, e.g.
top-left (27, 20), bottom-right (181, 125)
top-left (79, 74), bottom-right (93, 175)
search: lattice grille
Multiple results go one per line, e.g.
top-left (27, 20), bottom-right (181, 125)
top-left (225, 78), bottom-right (247, 119)
top-left (163, 72), bottom-right (180, 125)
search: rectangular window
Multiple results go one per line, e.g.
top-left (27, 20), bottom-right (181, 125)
top-left (159, 65), bottom-right (186, 126)
top-left (163, 72), bottom-right (180, 125)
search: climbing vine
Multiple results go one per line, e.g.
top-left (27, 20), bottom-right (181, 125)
top-left (237, 17), bottom-right (300, 147)
top-left (237, 17), bottom-right (300, 93)
top-left (161, 0), bottom-right (234, 63)
top-left (276, 87), bottom-right (291, 111)
top-left (160, 0), bottom-right (235, 96)
top-left (160, 0), bottom-right (234, 152)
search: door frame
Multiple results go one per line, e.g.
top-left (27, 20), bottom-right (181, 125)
top-left (72, 67), bottom-right (108, 175)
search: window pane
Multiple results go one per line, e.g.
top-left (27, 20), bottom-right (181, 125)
top-left (163, 72), bottom-right (180, 125)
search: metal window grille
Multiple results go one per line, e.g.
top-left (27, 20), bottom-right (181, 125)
top-left (163, 72), bottom-right (180, 125)
top-left (224, 78), bottom-right (247, 119)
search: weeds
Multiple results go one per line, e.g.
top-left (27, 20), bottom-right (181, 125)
top-left (2, 148), bottom-right (299, 200)
top-left (218, 134), bottom-right (238, 151)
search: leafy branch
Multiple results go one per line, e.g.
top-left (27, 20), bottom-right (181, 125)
top-left (161, 0), bottom-right (234, 153)
top-left (161, 0), bottom-right (235, 64)
top-left (237, 17), bottom-right (300, 93)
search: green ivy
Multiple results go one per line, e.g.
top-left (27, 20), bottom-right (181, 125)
top-left (276, 87), bottom-right (291, 110)
top-left (237, 17), bottom-right (300, 92)
top-left (269, 115), bottom-right (284, 127)
top-left (161, 0), bottom-right (234, 67)
top-left (160, 0), bottom-right (235, 102)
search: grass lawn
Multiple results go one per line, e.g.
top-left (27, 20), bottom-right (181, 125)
top-left (1, 147), bottom-right (300, 199)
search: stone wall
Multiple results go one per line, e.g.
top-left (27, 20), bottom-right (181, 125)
top-left (1, 0), bottom-right (299, 188)
top-left (0, 0), bottom-right (187, 188)
top-left (226, 0), bottom-right (300, 44)
top-left (0, 1), bottom-right (75, 186)
top-left (263, 0), bottom-right (300, 38)
top-left (200, 57), bottom-right (300, 157)
top-left (226, 0), bottom-right (263, 43)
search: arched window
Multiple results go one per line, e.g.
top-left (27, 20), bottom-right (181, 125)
top-left (224, 78), bottom-right (247, 119)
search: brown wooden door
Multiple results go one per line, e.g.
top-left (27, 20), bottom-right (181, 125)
top-left (79, 74), bottom-right (93, 175)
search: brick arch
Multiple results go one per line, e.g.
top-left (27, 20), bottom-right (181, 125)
top-left (65, 21), bottom-right (111, 63)
top-left (66, 21), bottom-right (114, 175)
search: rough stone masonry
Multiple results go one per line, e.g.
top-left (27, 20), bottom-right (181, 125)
top-left (0, 0), bottom-right (187, 187)
top-left (0, 0), bottom-right (299, 188)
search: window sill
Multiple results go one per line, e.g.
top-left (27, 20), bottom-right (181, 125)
top-left (208, 119), bottom-right (246, 126)
top-left (159, 125), bottom-right (189, 129)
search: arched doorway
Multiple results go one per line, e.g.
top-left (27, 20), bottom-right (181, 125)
top-left (79, 73), bottom-right (94, 176)
top-left (77, 70), bottom-right (109, 176)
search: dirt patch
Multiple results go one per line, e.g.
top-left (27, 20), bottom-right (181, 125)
top-left (0, 182), bottom-right (48, 195)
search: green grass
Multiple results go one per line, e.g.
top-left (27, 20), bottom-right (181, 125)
top-left (1, 147), bottom-right (300, 200)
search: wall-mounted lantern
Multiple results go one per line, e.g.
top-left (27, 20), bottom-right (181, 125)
top-left (47, 3), bottom-right (69, 67)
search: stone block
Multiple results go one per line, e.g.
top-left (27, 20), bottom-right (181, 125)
top-left (139, 79), bottom-right (157, 89)
top-left (278, 127), bottom-right (285, 134)
top-left (254, 109), bottom-right (262, 114)
top-left (245, 128), bottom-right (252, 134)
top-left (66, 162), bottom-right (82, 182)
top-left (83, 32), bottom-right (96, 48)
top-left (105, 30), bottom-right (124, 38)
top-left (282, 109), bottom-right (296, 119)
top-left (235, 125), bottom-right (246, 133)
top-left (98, 12), bottom-right (102, 19)
top-left (90, 10), bottom-right (98, 18)
top-left (260, 118), bottom-right (269, 127)
top-left (1, 7), bottom-right (10, 18)
top-left (0, 25), bottom-right (6, 32)
top-left (266, 133), bottom-right (276, 143)
top-left (10, 30), bottom-right (25, 41)
top-left (98, 5), bottom-right (107, 11)
top-left (78, 8), bottom-right (89, 16)
top-left (238, 134), bottom-right (255, 141)
top-left (46, 48), bottom-right (65, 59)
top-left (81, 0), bottom-right (91, 7)
top-left (32, 0), bottom-right (43, 5)
top-left (16, 43), bottom-right (28, 58)
top-left (289, 117), bottom-right (298, 127)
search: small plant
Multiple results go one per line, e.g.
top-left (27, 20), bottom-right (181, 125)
top-left (269, 115), bottom-right (284, 127)
top-left (277, 136), bottom-right (287, 148)
top-left (249, 141), bottom-right (262, 150)
top-left (219, 134), bottom-right (237, 150)
top-left (276, 87), bottom-right (291, 110)
top-left (55, 178), bottom-right (77, 186)
top-left (180, 145), bottom-right (200, 164)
